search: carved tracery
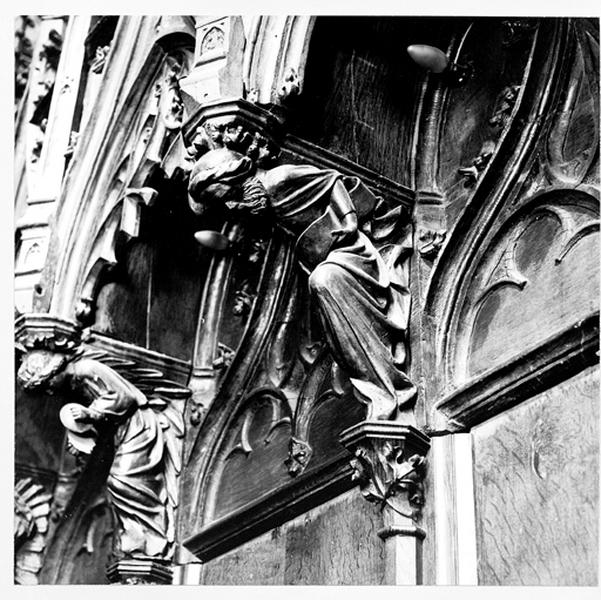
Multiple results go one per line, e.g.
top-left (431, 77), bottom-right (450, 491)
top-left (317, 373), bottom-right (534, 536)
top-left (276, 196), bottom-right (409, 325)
top-left (75, 47), bottom-right (193, 327)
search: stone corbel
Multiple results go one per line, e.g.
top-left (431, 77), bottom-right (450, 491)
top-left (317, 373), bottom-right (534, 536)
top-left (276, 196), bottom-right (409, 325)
top-left (340, 421), bottom-right (430, 584)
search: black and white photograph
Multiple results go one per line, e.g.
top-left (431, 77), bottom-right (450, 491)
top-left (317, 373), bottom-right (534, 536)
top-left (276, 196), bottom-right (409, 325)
top-left (10, 6), bottom-right (600, 588)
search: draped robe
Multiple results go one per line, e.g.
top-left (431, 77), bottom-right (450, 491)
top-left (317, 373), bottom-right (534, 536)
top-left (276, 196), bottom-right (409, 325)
top-left (66, 359), bottom-right (174, 557)
top-left (260, 164), bottom-right (415, 420)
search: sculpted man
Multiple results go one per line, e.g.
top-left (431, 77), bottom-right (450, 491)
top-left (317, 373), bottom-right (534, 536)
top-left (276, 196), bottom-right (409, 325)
top-left (17, 344), bottom-right (184, 560)
top-left (187, 148), bottom-right (416, 422)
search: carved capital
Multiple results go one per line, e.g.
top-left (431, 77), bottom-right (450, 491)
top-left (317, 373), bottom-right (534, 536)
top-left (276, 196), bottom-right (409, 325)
top-left (15, 313), bottom-right (82, 353)
top-left (183, 98), bottom-right (284, 168)
top-left (340, 421), bottom-right (430, 527)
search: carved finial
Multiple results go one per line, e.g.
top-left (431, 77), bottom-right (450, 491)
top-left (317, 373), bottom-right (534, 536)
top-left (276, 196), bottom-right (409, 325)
top-left (458, 140), bottom-right (496, 186)
top-left (278, 67), bottom-right (300, 102)
top-left (285, 437), bottom-right (313, 477)
top-left (417, 228), bottom-right (447, 260)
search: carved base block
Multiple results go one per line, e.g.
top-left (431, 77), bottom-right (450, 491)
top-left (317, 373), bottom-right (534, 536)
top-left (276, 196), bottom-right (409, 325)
top-left (106, 558), bottom-right (173, 585)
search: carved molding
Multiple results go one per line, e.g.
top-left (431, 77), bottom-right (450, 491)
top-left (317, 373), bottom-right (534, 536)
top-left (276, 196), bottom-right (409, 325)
top-left (432, 311), bottom-right (599, 432)
top-left (74, 49), bottom-right (192, 327)
top-left (424, 19), bottom-right (572, 387)
top-left (15, 313), bottom-right (81, 351)
top-left (184, 453), bottom-right (356, 562)
top-left (281, 135), bottom-right (415, 210)
top-left (244, 16), bottom-right (315, 106)
top-left (14, 16), bottom-right (38, 108)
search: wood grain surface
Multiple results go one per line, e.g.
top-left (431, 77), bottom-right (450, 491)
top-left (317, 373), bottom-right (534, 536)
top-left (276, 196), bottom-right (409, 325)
top-left (200, 488), bottom-right (386, 585)
top-left (472, 366), bottom-right (599, 585)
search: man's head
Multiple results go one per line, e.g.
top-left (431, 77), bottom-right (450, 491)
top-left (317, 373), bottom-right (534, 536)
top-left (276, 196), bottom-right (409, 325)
top-left (188, 148), bottom-right (254, 215)
top-left (188, 148), bottom-right (269, 218)
top-left (17, 349), bottom-right (70, 391)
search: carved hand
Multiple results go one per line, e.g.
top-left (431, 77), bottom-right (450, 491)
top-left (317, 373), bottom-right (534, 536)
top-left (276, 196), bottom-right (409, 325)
top-left (69, 404), bottom-right (91, 423)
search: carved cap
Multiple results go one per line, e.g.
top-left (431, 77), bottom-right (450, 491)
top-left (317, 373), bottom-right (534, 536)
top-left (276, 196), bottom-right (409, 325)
top-left (15, 314), bottom-right (82, 354)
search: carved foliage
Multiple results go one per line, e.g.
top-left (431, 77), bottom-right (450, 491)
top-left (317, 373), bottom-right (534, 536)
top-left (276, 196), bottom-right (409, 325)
top-left (14, 478), bottom-right (52, 584)
top-left (417, 228), bottom-right (447, 260)
top-left (90, 44), bottom-right (111, 74)
top-left (351, 447), bottom-right (426, 519)
top-left (185, 121), bottom-right (280, 168)
top-left (340, 423), bottom-right (430, 523)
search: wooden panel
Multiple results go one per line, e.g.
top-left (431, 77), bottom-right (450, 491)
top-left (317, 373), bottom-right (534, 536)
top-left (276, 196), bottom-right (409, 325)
top-left (472, 366), bottom-right (599, 585)
top-left (201, 489), bottom-right (385, 585)
top-left (15, 386), bottom-right (67, 478)
top-left (291, 17), bottom-right (445, 186)
top-left (93, 240), bottom-right (151, 347)
top-left (468, 216), bottom-right (599, 377)
top-left (209, 392), bottom-right (292, 521)
top-left (306, 393), bottom-right (365, 471)
top-left (454, 191), bottom-right (599, 384)
top-left (282, 488), bottom-right (386, 585)
top-left (201, 527), bottom-right (286, 585)
top-left (147, 229), bottom-right (206, 361)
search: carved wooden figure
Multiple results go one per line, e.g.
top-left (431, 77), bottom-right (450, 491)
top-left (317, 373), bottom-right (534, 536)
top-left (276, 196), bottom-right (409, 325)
top-left (17, 335), bottom-right (190, 581)
top-left (187, 147), bottom-right (415, 423)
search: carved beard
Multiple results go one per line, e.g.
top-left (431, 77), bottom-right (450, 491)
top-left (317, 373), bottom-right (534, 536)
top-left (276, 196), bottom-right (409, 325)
top-left (225, 175), bottom-right (269, 217)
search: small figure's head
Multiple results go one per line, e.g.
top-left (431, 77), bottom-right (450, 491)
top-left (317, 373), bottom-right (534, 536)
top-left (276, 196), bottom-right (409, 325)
top-left (17, 349), bottom-right (70, 392)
